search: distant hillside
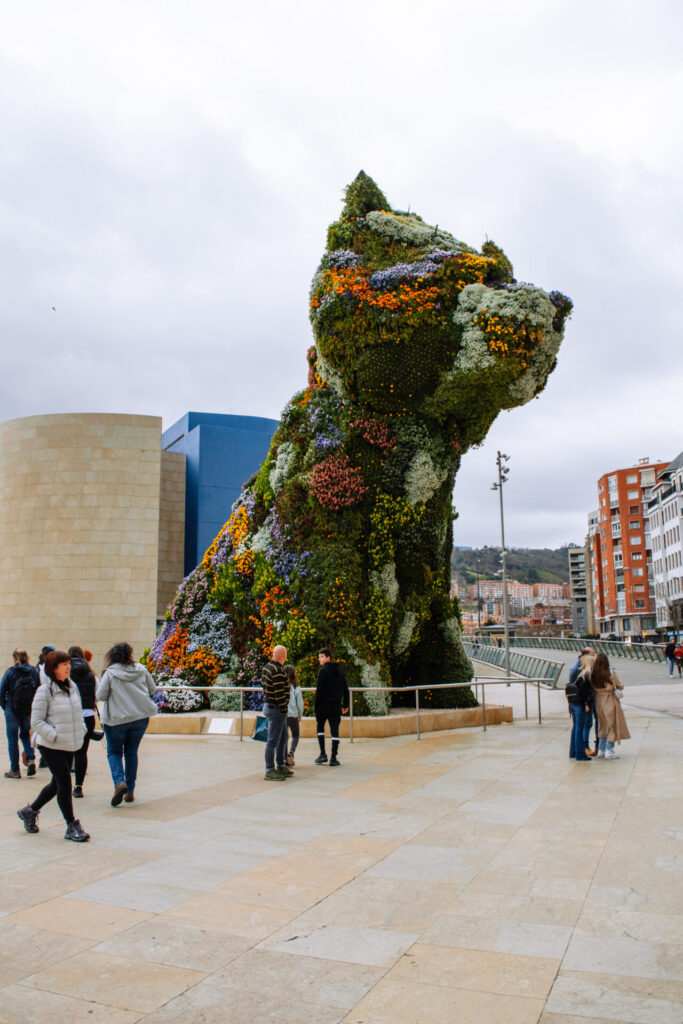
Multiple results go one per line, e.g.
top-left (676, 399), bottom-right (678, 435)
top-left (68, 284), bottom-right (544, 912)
top-left (451, 546), bottom-right (569, 586)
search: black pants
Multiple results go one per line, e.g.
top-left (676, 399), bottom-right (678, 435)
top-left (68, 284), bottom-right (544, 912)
top-left (31, 746), bottom-right (75, 824)
top-left (316, 706), bottom-right (341, 756)
top-left (287, 717), bottom-right (300, 754)
top-left (74, 716), bottom-right (96, 787)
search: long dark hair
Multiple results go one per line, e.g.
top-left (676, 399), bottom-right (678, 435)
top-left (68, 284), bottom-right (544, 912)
top-left (44, 650), bottom-right (71, 694)
top-left (284, 664), bottom-right (298, 687)
top-left (68, 645), bottom-right (85, 659)
top-left (105, 642), bottom-right (134, 668)
top-left (591, 652), bottom-right (612, 689)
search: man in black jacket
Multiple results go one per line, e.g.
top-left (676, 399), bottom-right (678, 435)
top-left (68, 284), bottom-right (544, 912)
top-left (314, 648), bottom-right (349, 766)
top-left (0, 649), bottom-right (39, 778)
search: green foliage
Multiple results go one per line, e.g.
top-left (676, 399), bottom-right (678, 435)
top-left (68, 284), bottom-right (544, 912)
top-left (342, 170), bottom-right (390, 218)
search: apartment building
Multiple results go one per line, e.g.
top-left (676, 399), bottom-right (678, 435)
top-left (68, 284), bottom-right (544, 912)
top-left (592, 457), bottom-right (668, 637)
top-left (647, 451), bottom-right (683, 632)
top-left (568, 544), bottom-right (594, 634)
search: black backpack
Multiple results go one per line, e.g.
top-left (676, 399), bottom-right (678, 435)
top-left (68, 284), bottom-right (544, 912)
top-left (565, 679), bottom-right (580, 704)
top-left (12, 670), bottom-right (38, 717)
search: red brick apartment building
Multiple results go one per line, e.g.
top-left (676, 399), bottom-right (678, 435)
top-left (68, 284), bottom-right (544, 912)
top-left (592, 457), bottom-right (668, 637)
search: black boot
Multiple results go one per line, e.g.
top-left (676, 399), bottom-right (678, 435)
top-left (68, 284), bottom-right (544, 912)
top-left (330, 740), bottom-right (340, 767)
top-left (315, 735), bottom-right (328, 764)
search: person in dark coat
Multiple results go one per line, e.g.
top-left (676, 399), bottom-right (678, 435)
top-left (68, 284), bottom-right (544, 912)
top-left (1, 649), bottom-right (39, 778)
top-left (68, 646), bottom-right (102, 798)
top-left (314, 648), bottom-right (349, 767)
top-left (664, 640), bottom-right (677, 677)
top-left (567, 652), bottom-right (593, 763)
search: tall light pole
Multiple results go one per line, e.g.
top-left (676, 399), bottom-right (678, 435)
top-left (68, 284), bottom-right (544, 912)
top-left (492, 451), bottom-right (511, 679)
top-left (476, 557), bottom-right (482, 634)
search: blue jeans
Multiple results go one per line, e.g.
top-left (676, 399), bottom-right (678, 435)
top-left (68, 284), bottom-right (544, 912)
top-left (598, 737), bottom-right (615, 752)
top-left (263, 703), bottom-right (287, 772)
top-left (583, 704), bottom-right (597, 750)
top-left (104, 718), bottom-right (149, 792)
top-left (666, 656), bottom-right (675, 676)
top-left (569, 704), bottom-right (590, 760)
top-left (4, 707), bottom-right (34, 771)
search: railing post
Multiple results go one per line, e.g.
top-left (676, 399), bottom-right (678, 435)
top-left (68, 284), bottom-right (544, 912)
top-left (524, 680), bottom-right (528, 720)
top-left (239, 688), bottom-right (244, 742)
top-left (537, 681), bottom-right (542, 724)
top-left (482, 683), bottom-right (487, 731)
top-left (415, 687), bottom-right (421, 740)
top-left (349, 689), bottom-right (354, 743)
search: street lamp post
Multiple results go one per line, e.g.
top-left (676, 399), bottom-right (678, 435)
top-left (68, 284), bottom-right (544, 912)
top-left (476, 557), bottom-right (482, 633)
top-left (491, 451), bottom-right (511, 680)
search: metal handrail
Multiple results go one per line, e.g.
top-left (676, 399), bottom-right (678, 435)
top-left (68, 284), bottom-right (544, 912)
top-left (475, 635), bottom-right (665, 663)
top-left (154, 677), bottom-right (549, 741)
top-left (463, 642), bottom-right (563, 687)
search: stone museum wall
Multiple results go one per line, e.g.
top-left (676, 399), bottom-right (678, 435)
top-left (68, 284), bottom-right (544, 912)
top-left (0, 413), bottom-right (163, 671)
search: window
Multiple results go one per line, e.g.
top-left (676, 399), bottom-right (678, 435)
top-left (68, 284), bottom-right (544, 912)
top-left (630, 535), bottom-right (642, 545)
top-left (632, 552), bottom-right (643, 561)
top-left (629, 505), bottom-right (640, 515)
top-left (626, 474), bottom-right (638, 484)
top-left (640, 469), bottom-right (655, 485)
top-left (632, 567), bottom-right (644, 577)
top-left (627, 490), bottom-right (639, 499)
top-left (608, 475), bottom-right (618, 491)
top-left (629, 520), bottom-right (640, 529)
top-left (635, 600), bottom-right (646, 609)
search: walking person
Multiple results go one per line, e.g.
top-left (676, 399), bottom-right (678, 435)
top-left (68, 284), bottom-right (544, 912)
top-left (1, 649), bottom-right (39, 779)
top-left (664, 639), bottom-right (676, 677)
top-left (591, 652), bottom-right (630, 759)
top-left (68, 646), bottom-right (103, 799)
top-left (674, 642), bottom-right (683, 678)
top-left (262, 645), bottom-right (292, 781)
top-left (97, 643), bottom-right (157, 805)
top-left (314, 648), bottom-right (349, 767)
top-left (17, 650), bottom-right (89, 841)
top-left (285, 664), bottom-right (303, 767)
top-left (566, 651), bottom-right (593, 763)
top-left (35, 645), bottom-right (55, 769)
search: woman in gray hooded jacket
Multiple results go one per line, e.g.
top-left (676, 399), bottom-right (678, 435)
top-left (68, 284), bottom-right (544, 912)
top-left (97, 642), bottom-right (157, 806)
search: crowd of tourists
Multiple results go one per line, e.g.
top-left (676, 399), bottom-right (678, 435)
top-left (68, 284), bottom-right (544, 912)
top-left (566, 648), bottom-right (630, 761)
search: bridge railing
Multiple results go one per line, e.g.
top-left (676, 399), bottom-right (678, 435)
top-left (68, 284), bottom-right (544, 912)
top-left (475, 635), bottom-right (664, 663)
top-left (464, 642), bottom-right (563, 687)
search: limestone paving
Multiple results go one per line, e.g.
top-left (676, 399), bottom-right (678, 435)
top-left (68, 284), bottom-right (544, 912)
top-left (0, 684), bottom-right (682, 1023)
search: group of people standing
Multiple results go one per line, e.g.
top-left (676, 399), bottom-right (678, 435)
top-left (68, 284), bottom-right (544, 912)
top-left (2, 643), bottom-right (157, 842)
top-left (664, 639), bottom-right (683, 677)
top-left (261, 645), bottom-right (349, 780)
top-left (567, 647), bottom-right (631, 762)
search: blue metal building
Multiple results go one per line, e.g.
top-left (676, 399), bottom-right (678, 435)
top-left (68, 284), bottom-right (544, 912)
top-left (163, 412), bottom-right (278, 576)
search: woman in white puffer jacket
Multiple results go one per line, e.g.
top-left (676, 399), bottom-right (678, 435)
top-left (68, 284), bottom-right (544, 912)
top-left (17, 651), bottom-right (90, 842)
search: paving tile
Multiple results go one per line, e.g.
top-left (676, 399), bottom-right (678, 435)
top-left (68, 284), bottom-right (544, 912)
top-left (21, 949), bottom-right (206, 1013)
top-left (563, 933), bottom-right (683, 981)
top-left (65, 873), bottom-right (196, 913)
top-left (342, 977), bottom-right (545, 1024)
top-left (0, 922), bottom-right (93, 985)
top-left (3, 897), bottom-right (150, 940)
top-left (545, 971), bottom-right (683, 1023)
top-left (386, 942), bottom-right (560, 998)
top-left (259, 922), bottom-right (419, 967)
top-left (140, 984), bottom-right (344, 1023)
top-left (94, 919), bottom-right (249, 971)
top-left (162, 891), bottom-right (294, 939)
top-left (0, 984), bottom-right (141, 1024)
top-left (422, 912), bottom-right (573, 959)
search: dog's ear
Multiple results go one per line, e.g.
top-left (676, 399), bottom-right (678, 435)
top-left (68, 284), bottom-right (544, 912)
top-left (342, 171), bottom-right (390, 218)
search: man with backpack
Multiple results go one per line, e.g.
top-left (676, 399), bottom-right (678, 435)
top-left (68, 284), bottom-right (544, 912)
top-left (1, 649), bottom-right (40, 778)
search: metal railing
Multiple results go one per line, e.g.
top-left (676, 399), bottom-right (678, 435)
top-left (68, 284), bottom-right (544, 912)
top-left (463, 642), bottom-right (564, 687)
top-left (153, 677), bottom-right (549, 741)
top-left (477, 635), bottom-right (665, 663)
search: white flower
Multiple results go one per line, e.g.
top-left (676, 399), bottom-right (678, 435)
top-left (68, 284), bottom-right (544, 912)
top-left (371, 561), bottom-right (399, 605)
top-left (405, 450), bottom-right (447, 506)
top-left (394, 611), bottom-right (417, 655)
top-left (269, 441), bottom-right (295, 494)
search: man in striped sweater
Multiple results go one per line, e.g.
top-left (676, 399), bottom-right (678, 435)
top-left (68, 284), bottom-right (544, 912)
top-left (262, 645), bottom-right (294, 781)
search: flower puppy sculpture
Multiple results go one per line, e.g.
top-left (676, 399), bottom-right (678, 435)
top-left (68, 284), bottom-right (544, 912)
top-left (150, 172), bottom-right (571, 713)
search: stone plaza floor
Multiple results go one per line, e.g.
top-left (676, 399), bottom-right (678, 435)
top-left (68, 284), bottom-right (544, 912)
top-left (1, 679), bottom-right (682, 1023)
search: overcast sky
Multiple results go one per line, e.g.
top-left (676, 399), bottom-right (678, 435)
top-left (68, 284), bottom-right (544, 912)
top-left (1, 0), bottom-right (681, 550)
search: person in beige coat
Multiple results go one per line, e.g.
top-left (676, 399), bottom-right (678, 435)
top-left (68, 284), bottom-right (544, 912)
top-left (17, 651), bottom-right (90, 841)
top-left (591, 652), bottom-right (630, 759)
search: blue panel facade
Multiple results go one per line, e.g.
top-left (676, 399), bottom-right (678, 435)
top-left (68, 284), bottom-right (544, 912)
top-left (163, 412), bottom-right (278, 576)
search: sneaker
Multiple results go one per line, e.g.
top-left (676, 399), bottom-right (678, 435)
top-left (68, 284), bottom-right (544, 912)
top-left (585, 749), bottom-right (596, 758)
top-left (91, 730), bottom-right (105, 741)
top-left (17, 805), bottom-right (39, 833)
top-left (264, 769), bottom-right (285, 781)
top-left (314, 754), bottom-right (328, 764)
top-left (605, 750), bottom-right (620, 759)
top-left (111, 782), bottom-right (128, 806)
top-left (123, 791), bottom-right (135, 802)
top-left (329, 756), bottom-right (340, 767)
top-left (65, 819), bottom-right (90, 842)
top-left (4, 769), bottom-right (20, 779)
top-left (286, 753), bottom-right (295, 766)
top-left (278, 766), bottom-right (294, 777)
top-left (26, 761), bottom-right (36, 777)
top-left (596, 750), bottom-right (605, 758)
top-left (72, 786), bottom-right (83, 798)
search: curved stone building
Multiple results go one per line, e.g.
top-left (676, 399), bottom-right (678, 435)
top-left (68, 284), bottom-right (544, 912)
top-left (0, 413), bottom-right (182, 672)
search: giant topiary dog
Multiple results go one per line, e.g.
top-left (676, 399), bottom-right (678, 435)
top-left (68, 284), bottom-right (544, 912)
top-left (149, 172), bottom-right (571, 713)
